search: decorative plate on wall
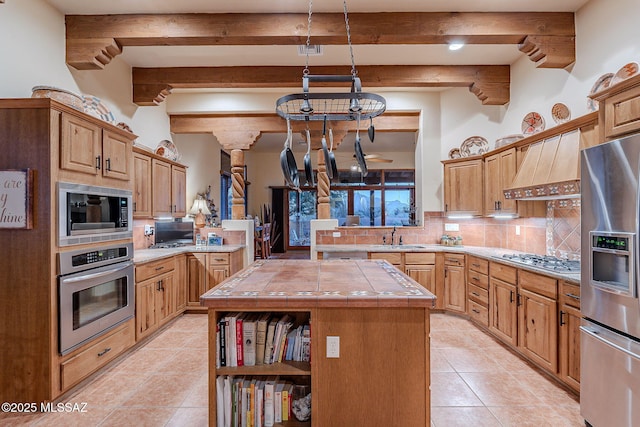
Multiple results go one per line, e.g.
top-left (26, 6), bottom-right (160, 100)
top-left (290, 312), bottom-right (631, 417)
top-left (155, 139), bottom-right (181, 162)
top-left (611, 62), bottom-right (639, 86)
top-left (82, 95), bottom-right (116, 124)
top-left (495, 134), bottom-right (524, 149)
top-left (448, 148), bottom-right (461, 159)
top-left (521, 112), bottom-right (545, 135)
top-left (587, 73), bottom-right (613, 111)
top-left (551, 103), bottom-right (571, 124)
top-left (459, 136), bottom-right (489, 157)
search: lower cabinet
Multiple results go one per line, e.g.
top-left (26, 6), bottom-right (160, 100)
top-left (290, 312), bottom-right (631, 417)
top-left (489, 262), bottom-right (518, 346)
top-left (404, 252), bottom-right (440, 309)
top-left (558, 280), bottom-right (581, 392)
top-left (186, 251), bottom-right (243, 312)
top-left (443, 254), bottom-right (466, 313)
top-left (135, 256), bottom-right (182, 341)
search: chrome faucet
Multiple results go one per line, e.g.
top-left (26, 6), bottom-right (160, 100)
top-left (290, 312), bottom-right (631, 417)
top-left (391, 226), bottom-right (396, 246)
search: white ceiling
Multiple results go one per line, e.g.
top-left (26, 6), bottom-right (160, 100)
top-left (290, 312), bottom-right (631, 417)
top-left (44, 0), bottom-right (591, 155)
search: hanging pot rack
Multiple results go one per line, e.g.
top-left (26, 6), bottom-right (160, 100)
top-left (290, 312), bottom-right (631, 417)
top-left (275, 0), bottom-right (386, 122)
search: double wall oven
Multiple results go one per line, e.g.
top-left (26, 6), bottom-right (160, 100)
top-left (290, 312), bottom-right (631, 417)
top-left (581, 134), bottom-right (640, 427)
top-left (57, 182), bottom-right (135, 356)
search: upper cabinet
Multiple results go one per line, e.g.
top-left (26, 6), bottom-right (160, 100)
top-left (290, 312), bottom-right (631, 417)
top-left (133, 147), bottom-right (187, 219)
top-left (443, 157), bottom-right (484, 216)
top-left (484, 148), bottom-right (517, 216)
top-left (60, 113), bottom-right (133, 182)
top-left (591, 73), bottom-right (640, 141)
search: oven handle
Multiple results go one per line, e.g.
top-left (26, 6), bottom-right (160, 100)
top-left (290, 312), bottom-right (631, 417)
top-left (580, 325), bottom-right (640, 360)
top-left (61, 261), bottom-right (133, 284)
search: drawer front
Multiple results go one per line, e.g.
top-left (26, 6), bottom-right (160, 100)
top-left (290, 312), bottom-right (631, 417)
top-left (60, 320), bottom-right (135, 391)
top-left (444, 253), bottom-right (465, 267)
top-left (208, 252), bottom-right (231, 265)
top-left (519, 269), bottom-right (557, 299)
top-left (467, 270), bottom-right (489, 290)
top-left (369, 252), bottom-right (402, 265)
top-left (468, 283), bottom-right (489, 305)
top-left (560, 280), bottom-right (581, 309)
top-left (136, 257), bottom-right (176, 282)
top-left (405, 252), bottom-right (435, 265)
top-left (468, 255), bottom-right (489, 275)
top-left (468, 300), bottom-right (489, 326)
top-left (489, 261), bottom-right (517, 284)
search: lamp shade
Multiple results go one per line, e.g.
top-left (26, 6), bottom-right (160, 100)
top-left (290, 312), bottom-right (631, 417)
top-left (189, 198), bottom-right (211, 216)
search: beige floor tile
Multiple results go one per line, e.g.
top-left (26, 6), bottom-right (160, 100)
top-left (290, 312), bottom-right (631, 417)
top-left (99, 407), bottom-right (176, 427)
top-left (161, 347), bottom-right (208, 375)
top-left (144, 328), bottom-right (194, 349)
top-left (441, 347), bottom-right (503, 373)
top-left (489, 405), bottom-right (582, 427)
top-left (181, 375), bottom-right (209, 408)
top-left (431, 406), bottom-right (501, 427)
top-left (514, 371), bottom-right (579, 406)
top-left (166, 407), bottom-right (209, 427)
top-left (109, 347), bottom-right (177, 373)
top-left (459, 372), bottom-right (543, 406)
top-left (71, 370), bottom-right (149, 407)
top-left (431, 372), bottom-right (484, 407)
top-left (121, 373), bottom-right (201, 408)
top-left (430, 348), bottom-right (455, 372)
top-left (31, 405), bottom-right (115, 427)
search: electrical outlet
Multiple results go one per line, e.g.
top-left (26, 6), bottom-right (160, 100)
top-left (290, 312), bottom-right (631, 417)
top-left (144, 225), bottom-right (154, 236)
top-left (515, 225), bottom-right (521, 236)
top-left (445, 223), bottom-right (459, 232)
top-left (326, 336), bottom-right (340, 358)
top-left (332, 232), bottom-right (341, 238)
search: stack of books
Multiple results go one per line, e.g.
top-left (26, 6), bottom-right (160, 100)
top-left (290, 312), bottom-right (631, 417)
top-left (216, 312), bottom-right (311, 368)
top-left (216, 375), bottom-right (303, 427)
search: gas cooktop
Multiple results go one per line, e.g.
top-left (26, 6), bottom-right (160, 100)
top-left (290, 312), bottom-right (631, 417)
top-left (149, 242), bottom-right (190, 249)
top-left (498, 253), bottom-right (581, 273)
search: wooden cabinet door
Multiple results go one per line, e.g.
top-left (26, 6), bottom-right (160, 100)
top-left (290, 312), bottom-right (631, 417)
top-left (405, 264), bottom-right (436, 295)
top-left (490, 277), bottom-right (518, 346)
top-left (443, 159), bottom-right (483, 216)
top-left (135, 278), bottom-right (158, 341)
top-left (171, 165), bottom-right (187, 217)
top-left (484, 149), bottom-right (517, 216)
top-left (559, 303), bottom-right (581, 392)
top-left (187, 253), bottom-right (207, 307)
top-left (207, 264), bottom-right (230, 292)
top-left (444, 264), bottom-right (466, 313)
top-left (133, 152), bottom-right (152, 218)
top-left (102, 130), bottom-right (131, 181)
top-left (174, 255), bottom-right (187, 312)
top-left (157, 273), bottom-right (176, 325)
top-left (518, 288), bottom-right (558, 373)
top-left (151, 159), bottom-right (172, 217)
top-left (60, 113), bottom-right (101, 175)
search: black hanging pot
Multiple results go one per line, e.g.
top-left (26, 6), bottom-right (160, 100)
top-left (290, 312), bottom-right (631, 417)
top-left (303, 129), bottom-right (315, 186)
top-left (328, 128), bottom-right (339, 182)
top-left (368, 117), bottom-right (375, 143)
top-left (280, 120), bottom-right (299, 188)
top-left (321, 115), bottom-right (333, 180)
top-left (354, 135), bottom-right (368, 177)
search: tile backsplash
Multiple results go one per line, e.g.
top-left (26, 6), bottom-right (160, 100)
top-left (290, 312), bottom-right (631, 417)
top-left (317, 201), bottom-right (581, 259)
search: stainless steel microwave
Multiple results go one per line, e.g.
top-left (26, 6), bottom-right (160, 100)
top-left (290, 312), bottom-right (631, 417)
top-left (58, 182), bottom-right (132, 246)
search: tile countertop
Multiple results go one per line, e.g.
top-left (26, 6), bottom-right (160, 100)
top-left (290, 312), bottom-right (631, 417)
top-left (200, 259), bottom-right (437, 309)
top-left (316, 244), bottom-right (581, 284)
top-left (133, 245), bottom-right (245, 264)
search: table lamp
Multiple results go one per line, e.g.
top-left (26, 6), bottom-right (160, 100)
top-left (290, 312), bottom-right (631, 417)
top-left (189, 196), bottom-right (211, 228)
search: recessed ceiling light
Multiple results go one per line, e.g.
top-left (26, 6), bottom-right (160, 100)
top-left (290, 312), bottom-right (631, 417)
top-left (448, 43), bottom-right (465, 51)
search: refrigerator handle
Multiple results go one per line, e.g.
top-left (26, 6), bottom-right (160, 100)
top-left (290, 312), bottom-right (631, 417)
top-left (580, 325), bottom-right (640, 360)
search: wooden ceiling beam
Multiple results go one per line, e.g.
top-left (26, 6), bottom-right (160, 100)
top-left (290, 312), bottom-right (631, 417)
top-left (169, 111), bottom-right (420, 150)
top-left (133, 65), bottom-right (510, 106)
top-left (66, 12), bottom-right (575, 70)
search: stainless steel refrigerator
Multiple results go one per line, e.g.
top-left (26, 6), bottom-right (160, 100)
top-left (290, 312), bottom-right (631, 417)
top-left (581, 134), bottom-right (640, 427)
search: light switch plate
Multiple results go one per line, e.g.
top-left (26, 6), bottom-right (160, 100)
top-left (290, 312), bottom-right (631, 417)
top-left (332, 232), bottom-right (341, 238)
top-left (445, 223), bottom-right (459, 232)
top-left (326, 336), bottom-right (340, 358)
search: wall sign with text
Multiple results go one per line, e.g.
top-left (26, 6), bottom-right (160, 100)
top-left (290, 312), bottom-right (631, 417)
top-left (0, 169), bottom-right (34, 229)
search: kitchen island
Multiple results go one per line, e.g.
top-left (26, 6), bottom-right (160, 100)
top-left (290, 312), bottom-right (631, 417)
top-left (201, 259), bottom-right (436, 427)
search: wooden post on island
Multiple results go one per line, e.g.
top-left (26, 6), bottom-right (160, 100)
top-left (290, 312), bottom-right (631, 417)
top-left (317, 149), bottom-right (330, 219)
top-left (230, 149), bottom-right (245, 220)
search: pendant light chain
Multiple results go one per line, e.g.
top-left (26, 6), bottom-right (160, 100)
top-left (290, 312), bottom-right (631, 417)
top-left (343, 0), bottom-right (357, 77)
top-left (303, 0), bottom-right (313, 76)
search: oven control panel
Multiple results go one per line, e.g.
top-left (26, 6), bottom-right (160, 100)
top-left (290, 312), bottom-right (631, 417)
top-left (58, 242), bottom-right (133, 276)
top-left (72, 247), bottom-right (129, 267)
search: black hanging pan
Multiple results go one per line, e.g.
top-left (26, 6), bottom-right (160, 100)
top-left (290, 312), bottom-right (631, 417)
top-left (303, 128), bottom-right (315, 186)
top-left (320, 115), bottom-right (333, 180)
top-left (328, 128), bottom-right (339, 182)
top-left (368, 117), bottom-right (375, 143)
top-left (280, 119), bottom-right (299, 189)
top-left (354, 113), bottom-right (368, 176)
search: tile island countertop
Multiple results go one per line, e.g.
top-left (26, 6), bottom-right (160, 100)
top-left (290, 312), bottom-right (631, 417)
top-left (200, 259), bottom-right (437, 309)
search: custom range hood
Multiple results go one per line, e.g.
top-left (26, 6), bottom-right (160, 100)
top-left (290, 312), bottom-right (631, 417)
top-left (504, 129), bottom-right (583, 200)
